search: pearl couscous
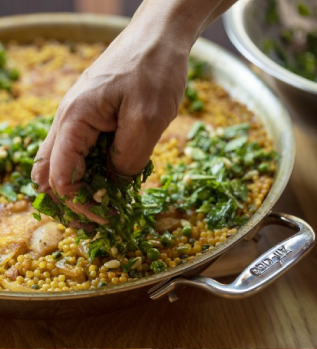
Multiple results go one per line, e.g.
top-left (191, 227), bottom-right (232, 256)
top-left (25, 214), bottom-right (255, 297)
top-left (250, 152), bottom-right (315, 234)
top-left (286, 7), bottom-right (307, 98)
top-left (0, 41), bottom-right (276, 292)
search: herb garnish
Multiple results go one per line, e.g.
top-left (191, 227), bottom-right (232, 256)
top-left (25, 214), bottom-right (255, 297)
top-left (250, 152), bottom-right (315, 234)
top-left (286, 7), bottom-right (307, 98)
top-left (0, 42), bottom-right (20, 92)
top-left (0, 116), bottom-right (53, 201)
top-left (184, 58), bottom-right (208, 113)
top-left (33, 131), bottom-right (155, 261)
top-left (263, 1), bottom-right (317, 82)
top-left (0, 55), bottom-right (277, 273)
top-left (141, 122), bottom-right (276, 230)
top-left (0, 114), bottom-right (276, 264)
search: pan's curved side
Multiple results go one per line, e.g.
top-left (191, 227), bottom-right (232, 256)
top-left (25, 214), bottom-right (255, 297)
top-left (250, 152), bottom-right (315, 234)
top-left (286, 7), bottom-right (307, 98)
top-left (0, 13), bottom-right (296, 319)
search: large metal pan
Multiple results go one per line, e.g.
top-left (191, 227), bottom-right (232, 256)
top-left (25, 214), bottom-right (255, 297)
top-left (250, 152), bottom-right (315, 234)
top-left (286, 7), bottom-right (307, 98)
top-left (0, 13), bottom-right (314, 319)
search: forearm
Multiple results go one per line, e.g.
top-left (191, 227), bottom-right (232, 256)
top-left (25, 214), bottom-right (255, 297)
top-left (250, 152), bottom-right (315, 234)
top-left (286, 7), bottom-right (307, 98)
top-left (130, 0), bottom-right (238, 50)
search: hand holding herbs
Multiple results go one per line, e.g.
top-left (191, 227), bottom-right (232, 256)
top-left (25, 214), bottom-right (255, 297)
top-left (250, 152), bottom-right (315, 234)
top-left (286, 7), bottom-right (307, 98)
top-left (0, 111), bottom-right (276, 266)
top-left (30, 0), bottom-right (240, 213)
top-left (0, 48), bottom-right (277, 273)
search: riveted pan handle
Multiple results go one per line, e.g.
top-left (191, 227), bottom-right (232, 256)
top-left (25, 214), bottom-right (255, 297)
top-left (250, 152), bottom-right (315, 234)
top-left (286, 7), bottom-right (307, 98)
top-left (149, 212), bottom-right (315, 301)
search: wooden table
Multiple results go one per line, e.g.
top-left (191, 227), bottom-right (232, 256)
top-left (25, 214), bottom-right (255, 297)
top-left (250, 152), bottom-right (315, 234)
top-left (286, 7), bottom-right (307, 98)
top-left (1, 2), bottom-right (315, 347)
top-left (0, 123), bottom-right (315, 348)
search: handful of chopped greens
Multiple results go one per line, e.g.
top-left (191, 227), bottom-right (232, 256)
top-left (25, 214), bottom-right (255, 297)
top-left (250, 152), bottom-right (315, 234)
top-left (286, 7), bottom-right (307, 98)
top-left (0, 112), bottom-right (277, 264)
top-left (0, 42), bottom-right (20, 92)
top-left (0, 56), bottom-right (277, 267)
top-left (33, 132), bottom-right (155, 261)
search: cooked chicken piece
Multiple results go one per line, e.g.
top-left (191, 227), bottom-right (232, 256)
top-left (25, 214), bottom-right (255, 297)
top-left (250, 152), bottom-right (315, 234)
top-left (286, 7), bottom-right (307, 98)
top-left (0, 208), bottom-right (49, 241)
top-left (0, 238), bottom-right (28, 266)
top-left (29, 221), bottom-right (64, 258)
top-left (155, 217), bottom-right (182, 233)
top-left (55, 258), bottom-right (86, 283)
top-left (0, 202), bottom-right (63, 265)
top-left (155, 207), bottom-right (185, 233)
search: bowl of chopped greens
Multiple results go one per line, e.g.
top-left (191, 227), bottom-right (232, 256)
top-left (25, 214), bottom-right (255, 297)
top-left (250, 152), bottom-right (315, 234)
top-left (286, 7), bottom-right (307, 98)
top-left (0, 13), bottom-right (314, 319)
top-left (224, 0), bottom-right (317, 128)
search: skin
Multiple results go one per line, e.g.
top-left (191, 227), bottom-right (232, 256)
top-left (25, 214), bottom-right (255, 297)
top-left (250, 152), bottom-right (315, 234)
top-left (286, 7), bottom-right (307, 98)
top-left (31, 0), bottom-right (237, 221)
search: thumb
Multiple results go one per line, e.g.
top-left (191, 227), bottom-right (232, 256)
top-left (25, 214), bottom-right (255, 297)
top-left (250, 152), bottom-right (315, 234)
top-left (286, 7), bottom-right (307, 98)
top-left (48, 98), bottom-right (118, 197)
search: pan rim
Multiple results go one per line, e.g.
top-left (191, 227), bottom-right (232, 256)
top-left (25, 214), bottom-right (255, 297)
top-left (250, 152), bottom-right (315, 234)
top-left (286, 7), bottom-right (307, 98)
top-left (0, 13), bottom-right (295, 301)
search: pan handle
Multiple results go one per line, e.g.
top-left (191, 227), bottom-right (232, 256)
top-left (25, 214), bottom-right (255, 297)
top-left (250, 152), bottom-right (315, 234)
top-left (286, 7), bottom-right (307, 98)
top-left (149, 212), bottom-right (315, 301)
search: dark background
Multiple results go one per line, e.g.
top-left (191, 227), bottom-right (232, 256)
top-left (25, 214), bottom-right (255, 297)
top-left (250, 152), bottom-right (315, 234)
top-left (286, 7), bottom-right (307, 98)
top-left (0, 0), bottom-right (237, 54)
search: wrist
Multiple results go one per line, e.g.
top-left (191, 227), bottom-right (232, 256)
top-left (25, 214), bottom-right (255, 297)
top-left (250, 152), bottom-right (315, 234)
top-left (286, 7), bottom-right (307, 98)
top-left (131, 0), bottom-right (221, 50)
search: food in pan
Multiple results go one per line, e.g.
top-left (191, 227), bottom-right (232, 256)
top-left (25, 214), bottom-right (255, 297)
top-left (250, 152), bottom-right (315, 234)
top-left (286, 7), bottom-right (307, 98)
top-left (0, 41), bottom-right (277, 292)
top-left (263, 0), bottom-right (317, 82)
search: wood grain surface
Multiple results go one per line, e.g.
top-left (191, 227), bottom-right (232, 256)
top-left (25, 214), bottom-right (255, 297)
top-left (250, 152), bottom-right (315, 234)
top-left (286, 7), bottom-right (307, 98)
top-left (0, 126), bottom-right (316, 348)
top-left (0, 3), bottom-right (315, 344)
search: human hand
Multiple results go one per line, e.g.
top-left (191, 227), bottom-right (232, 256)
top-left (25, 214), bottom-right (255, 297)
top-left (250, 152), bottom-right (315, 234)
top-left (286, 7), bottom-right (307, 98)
top-left (31, 0), bottom-right (237, 222)
top-left (31, 11), bottom-right (190, 220)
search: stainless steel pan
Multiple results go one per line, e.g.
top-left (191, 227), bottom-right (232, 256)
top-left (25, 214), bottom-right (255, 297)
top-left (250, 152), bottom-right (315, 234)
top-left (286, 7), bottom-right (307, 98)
top-left (0, 13), bottom-right (314, 319)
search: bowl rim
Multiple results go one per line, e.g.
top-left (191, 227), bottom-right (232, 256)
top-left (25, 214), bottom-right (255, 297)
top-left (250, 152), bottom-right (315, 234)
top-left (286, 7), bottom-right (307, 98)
top-left (0, 12), bottom-right (295, 301)
top-left (223, 0), bottom-right (317, 94)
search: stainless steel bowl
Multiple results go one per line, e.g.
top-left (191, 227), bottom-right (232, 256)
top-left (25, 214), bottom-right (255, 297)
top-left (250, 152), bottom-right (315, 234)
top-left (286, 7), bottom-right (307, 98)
top-left (0, 13), bottom-right (314, 319)
top-left (224, 0), bottom-right (317, 129)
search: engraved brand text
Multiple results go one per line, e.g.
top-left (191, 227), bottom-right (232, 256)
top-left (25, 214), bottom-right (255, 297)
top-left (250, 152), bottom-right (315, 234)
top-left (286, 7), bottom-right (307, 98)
top-left (250, 245), bottom-right (292, 276)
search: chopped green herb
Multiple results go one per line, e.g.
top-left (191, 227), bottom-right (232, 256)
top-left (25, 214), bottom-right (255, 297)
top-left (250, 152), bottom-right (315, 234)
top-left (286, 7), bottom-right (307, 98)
top-left (281, 29), bottom-right (294, 44)
top-left (202, 244), bottom-right (211, 252)
top-left (33, 212), bottom-right (42, 221)
top-left (0, 116), bottom-right (53, 201)
top-left (263, 2), bottom-right (317, 82)
top-left (122, 258), bottom-right (138, 272)
top-left (0, 182), bottom-right (17, 202)
top-left (73, 186), bottom-right (90, 205)
top-left (31, 284), bottom-right (41, 290)
top-left (33, 193), bottom-right (61, 219)
top-left (184, 58), bottom-right (207, 114)
top-left (52, 251), bottom-right (63, 260)
top-left (0, 101), bottom-right (276, 269)
top-left (126, 239), bottom-right (139, 252)
top-left (71, 167), bottom-right (77, 184)
top-left (0, 42), bottom-right (20, 92)
top-left (141, 121), bottom-right (276, 231)
top-left (98, 281), bottom-right (108, 288)
top-left (298, 2), bottom-right (311, 16)
top-left (34, 157), bottom-right (43, 164)
top-left (266, 0), bottom-right (279, 23)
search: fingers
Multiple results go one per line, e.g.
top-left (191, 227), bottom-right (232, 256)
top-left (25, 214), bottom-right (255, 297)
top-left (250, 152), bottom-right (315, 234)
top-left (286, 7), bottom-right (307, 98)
top-left (49, 120), bottom-right (99, 193)
top-left (31, 39), bottom-right (187, 225)
top-left (32, 75), bottom-right (118, 201)
top-left (31, 118), bottom-right (57, 196)
top-left (64, 194), bottom-right (108, 225)
top-left (48, 99), bottom-right (117, 198)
